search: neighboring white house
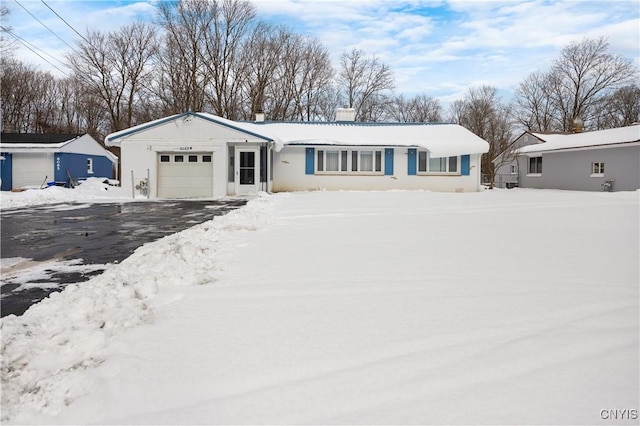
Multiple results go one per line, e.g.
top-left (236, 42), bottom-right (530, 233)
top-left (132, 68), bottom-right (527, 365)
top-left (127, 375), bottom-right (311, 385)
top-left (511, 125), bottom-right (640, 192)
top-left (1, 133), bottom-right (118, 191)
top-left (104, 111), bottom-right (490, 199)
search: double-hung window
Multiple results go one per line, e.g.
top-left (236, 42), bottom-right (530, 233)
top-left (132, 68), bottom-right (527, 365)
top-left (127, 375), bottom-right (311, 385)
top-left (591, 162), bottom-right (604, 176)
top-left (317, 149), bottom-right (382, 174)
top-left (528, 156), bottom-right (542, 174)
top-left (87, 158), bottom-right (94, 174)
top-left (417, 151), bottom-right (459, 174)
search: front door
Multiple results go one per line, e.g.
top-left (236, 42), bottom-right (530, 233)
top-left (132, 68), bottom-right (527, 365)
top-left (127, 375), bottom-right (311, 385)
top-left (235, 149), bottom-right (258, 195)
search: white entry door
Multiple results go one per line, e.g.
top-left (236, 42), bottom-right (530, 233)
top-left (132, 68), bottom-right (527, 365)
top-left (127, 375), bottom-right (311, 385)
top-left (235, 149), bottom-right (259, 195)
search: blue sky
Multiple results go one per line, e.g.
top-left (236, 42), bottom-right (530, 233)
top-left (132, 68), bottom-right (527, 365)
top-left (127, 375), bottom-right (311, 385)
top-left (4, 0), bottom-right (639, 105)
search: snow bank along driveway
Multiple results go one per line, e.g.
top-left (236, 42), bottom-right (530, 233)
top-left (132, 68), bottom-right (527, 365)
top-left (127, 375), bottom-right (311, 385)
top-left (1, 189), bottom-right (638, 424)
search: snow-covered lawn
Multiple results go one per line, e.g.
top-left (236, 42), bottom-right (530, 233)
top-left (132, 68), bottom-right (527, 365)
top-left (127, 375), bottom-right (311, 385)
top-left (1, 189), bottom-right (638, 425)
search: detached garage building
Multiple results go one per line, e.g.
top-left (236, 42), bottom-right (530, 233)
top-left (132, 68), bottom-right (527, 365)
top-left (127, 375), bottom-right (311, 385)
top-left (0, 133), bottom-right (118, 191)
top-left (105, 111), bottom-right (490, 198)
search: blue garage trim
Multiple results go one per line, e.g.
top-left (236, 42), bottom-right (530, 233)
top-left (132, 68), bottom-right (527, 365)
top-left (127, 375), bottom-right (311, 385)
top-left (461, 154), bottom-right (470, 176)
top-left (55, 153), bottom-right (114, 186)
top-left (384, 148), bottom-right (394, 175)
top-left (407, 148), bottom-right (417, 176)
top-left (305, 147), bottom-right (315, 175)
top-left (1, 153), bottom-right (13, 191)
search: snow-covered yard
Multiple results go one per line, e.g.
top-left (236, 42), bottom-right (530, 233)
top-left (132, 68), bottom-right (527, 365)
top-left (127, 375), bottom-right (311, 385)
top-left (1, 188), bottom-right (638, 425)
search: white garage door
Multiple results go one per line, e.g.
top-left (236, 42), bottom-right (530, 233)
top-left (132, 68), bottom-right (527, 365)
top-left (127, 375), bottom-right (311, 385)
top-left (12, 153), bottom-right (55, 189)
top-left (157, 153), bottom-right (213, 198)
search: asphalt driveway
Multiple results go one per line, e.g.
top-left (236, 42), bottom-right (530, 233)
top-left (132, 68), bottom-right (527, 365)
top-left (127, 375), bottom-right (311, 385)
top-left (1, 199), bottom-right (247, 317)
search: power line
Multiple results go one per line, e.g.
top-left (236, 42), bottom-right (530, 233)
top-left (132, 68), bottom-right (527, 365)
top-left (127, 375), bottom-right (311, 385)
top-left (40, 0), bottom-right (90, 46)
top-left (1, 26), bottom-right (70, 76)
top-left (13, 0), bottom-right (76, 51)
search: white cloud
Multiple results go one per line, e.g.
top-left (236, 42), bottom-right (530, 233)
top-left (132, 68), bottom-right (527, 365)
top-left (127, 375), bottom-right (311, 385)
top-left (7, 0), bottom-right (639, 107)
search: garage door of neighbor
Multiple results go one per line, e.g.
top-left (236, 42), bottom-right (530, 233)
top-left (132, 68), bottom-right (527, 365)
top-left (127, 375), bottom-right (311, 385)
top-left (157, 153), bottom-right (213, 198)
top-left (12, 153), bottom-right (55, 189)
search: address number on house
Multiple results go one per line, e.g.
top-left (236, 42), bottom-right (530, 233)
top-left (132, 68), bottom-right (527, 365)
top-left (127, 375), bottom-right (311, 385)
top-left (178, 146), bottom-right (193, 151)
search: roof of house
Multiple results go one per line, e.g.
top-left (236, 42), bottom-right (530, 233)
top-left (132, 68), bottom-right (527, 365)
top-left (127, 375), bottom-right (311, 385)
top-left (106, 112), bottom-right (490, 157)
top-left (0, 133), bottom-right (118, 162)
top-left (1, 133), bottom-right (82, 145)
top-left (517, 125), bottom-right (640, 154)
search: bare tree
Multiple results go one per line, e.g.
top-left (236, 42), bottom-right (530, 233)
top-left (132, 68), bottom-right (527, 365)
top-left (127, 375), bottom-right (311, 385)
top-left (512, 71), bottom-right (558, 131)
top-left (552, 37), bottom-right (636, 130)
top-left (387, 94), bottom-right (442, 122)
top-left (155, 0), bottom-right (213, 114)
top-left (337, 48), bottom-right (394, 121)
top-left (0, 5), bottom-right (17, 58)
top-left (0, 58), bottom-right (50, 132)
top-left (240, 23), bottom-right (283, 118)
top-left (260, 29), bottom-right (334, 121)
top-left (449, 85), bottom-right (514, 187)
top-left (514, 37), bottom-right (637, 132)
top-left (67, 22), bottom-right (159, 133)
top-left (202, 0), bottom-right (256, 119)
top-left (596, 84), bottom-right (640, 128)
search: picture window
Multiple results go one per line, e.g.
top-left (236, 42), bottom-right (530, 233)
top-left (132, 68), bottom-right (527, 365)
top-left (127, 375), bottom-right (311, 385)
top-left (417, 151), bottom-right (459, 174)
top-left (316, 148), bottom-right (384, 174)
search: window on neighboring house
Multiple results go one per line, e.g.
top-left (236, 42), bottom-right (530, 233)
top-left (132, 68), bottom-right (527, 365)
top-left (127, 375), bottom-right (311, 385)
top-left (592, 162), bottom-right (604, 176)
top-left (510, 164), bottom-right (517, 174)
top-left (528, 156), bottom-right (542, 174)
top-left (87, 158), bottom-right (94, 174)
top-left (316, 148), bottom-right (383, 174)
top-left (417, 151), bottom-right (459, 173)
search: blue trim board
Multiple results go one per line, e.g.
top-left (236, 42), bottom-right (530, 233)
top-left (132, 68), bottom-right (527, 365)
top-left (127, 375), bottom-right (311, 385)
top-left (461, 154), bottom-right (470, 175)
top-left (305, 147), bottom-right (315, 174)
top-left (407, 148), bottom-right (417, 175)
top-left (384, 148), bottom-right (394, 175)
top-left (1, 153), bottom-right (12, 191)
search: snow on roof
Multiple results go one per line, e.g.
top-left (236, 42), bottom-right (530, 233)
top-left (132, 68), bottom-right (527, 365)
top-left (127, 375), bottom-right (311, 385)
top-left (517, 124), bottom-right (640, 154)
top-left (106, 112), bottom-right (489, 157)
top-left (237, 120), bottom-right (489, 157)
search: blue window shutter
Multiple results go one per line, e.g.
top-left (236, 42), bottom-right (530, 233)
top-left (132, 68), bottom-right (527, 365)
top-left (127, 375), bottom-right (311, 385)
top-left (461, 154), bottom-right (470, 176)
top-left (407, 148), bottom-right (417, 175)
top-left (305, 147), bottom-right (315, 174)
top-left (384, 148), bottom-right (394, 175)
